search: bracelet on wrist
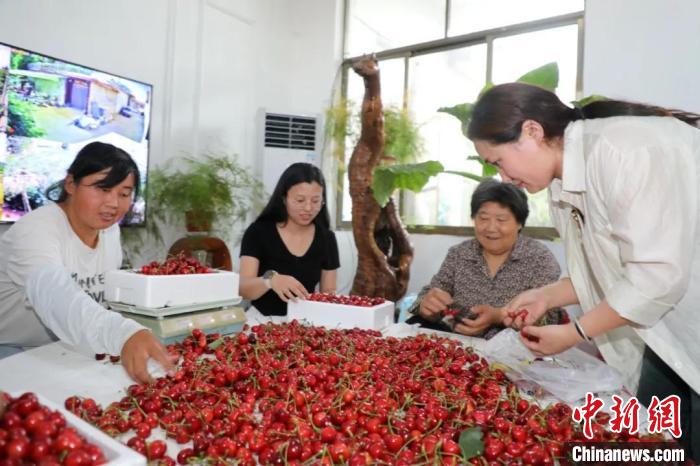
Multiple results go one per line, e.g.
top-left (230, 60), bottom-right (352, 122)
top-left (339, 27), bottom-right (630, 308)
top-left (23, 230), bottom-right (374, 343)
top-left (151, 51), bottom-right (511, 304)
top-left (573, 317), bottom-right (592, 342)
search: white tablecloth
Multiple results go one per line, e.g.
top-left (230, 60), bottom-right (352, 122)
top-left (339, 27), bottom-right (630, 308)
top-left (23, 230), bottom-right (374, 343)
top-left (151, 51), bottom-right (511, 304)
top-left (0, 341), bottom-right (134, 406)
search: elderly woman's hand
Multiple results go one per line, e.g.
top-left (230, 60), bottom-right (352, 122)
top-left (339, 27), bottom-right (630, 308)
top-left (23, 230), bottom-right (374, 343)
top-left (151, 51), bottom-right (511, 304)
top-left (418, 288), bottom-right (454, 321)
top-left (454, 304), bottom-right (505, 336)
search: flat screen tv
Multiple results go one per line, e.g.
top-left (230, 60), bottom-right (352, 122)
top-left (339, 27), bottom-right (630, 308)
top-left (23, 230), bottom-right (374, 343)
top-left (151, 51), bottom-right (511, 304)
top-left (0, 42), bottom-right (151, 225)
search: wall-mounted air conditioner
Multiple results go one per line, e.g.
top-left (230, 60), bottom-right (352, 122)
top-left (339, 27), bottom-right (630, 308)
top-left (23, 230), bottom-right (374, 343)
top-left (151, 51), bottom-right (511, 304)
top-left (258, 110), bottom-right (321, 195)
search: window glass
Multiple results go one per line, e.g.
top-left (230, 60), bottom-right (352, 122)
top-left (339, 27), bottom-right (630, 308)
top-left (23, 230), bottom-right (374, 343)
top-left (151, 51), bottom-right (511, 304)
top-left (345, 0), bottom-right (445, 57)
top-left (492, 24), bottom-right (579, 105)
top-left (403, 45), bottom-right (487, 226)
top-left (490, 24), bottom-right (580, 226)
top-left (449, 0), bottom-right (583, 36)
top-left (341, 2), bottom-right (583, 230)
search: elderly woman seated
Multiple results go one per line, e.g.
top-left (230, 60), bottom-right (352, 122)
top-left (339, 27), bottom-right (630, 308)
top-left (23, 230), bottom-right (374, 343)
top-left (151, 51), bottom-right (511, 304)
top-left (407, 178), bottom-right (565, 338)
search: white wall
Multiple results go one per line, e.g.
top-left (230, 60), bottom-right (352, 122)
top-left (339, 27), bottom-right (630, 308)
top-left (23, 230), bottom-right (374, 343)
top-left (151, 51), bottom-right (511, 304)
top-left (583, 0), bottom-right (700, 113)
top-left (0, 0), bottom-right (170, 162)
top-left (0, 0), bottom-right (344, 263)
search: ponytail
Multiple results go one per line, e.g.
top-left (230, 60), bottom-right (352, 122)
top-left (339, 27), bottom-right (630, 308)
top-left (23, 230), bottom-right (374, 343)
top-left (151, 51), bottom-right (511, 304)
top-left (469, 82), bottom-right (700, 144)
top-left (575, 100), bottom-right (700, 127)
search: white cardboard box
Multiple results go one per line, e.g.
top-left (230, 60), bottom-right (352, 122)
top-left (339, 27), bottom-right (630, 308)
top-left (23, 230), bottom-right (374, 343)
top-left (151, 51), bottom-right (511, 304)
top-left (9, 392), bottom-right (146, 466)
top-left (287, 299), bottom-right (395, 330)
top-left (105, 269), bottom-right (239, 309)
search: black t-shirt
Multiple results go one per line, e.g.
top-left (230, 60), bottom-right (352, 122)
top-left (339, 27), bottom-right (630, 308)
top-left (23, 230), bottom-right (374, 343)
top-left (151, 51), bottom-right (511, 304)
top-left (240, 220), bottom-right (340, 316)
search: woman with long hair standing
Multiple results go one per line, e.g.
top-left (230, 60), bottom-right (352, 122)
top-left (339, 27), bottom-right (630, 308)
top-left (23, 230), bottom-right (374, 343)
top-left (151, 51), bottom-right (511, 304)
top-left (468, 82), bottom-right (700, 459)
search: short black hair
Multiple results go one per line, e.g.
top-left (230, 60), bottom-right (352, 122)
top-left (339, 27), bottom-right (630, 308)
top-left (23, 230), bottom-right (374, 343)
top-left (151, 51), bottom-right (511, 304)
top-left (257, 162), bottom-right (330, 229)
top-left (46, 142), bottom-right (140, 202)
top-left (470, 178), bottom-right (529, 226)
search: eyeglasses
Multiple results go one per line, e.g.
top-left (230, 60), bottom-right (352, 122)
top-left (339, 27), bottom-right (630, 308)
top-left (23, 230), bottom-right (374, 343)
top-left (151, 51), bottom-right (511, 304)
top-left (288, 197), bottom-right (324, 210)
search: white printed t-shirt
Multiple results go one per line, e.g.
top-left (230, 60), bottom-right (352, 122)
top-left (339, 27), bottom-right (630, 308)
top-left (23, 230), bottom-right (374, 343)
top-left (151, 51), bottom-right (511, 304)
top-left (0, 203), bottom-right (144, 356)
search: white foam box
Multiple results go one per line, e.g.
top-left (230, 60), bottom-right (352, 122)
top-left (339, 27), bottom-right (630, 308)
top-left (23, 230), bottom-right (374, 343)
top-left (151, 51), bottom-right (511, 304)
top-left (105, 269), bottom-right (239, 308)
top-left (9, 391), bottom-right (146, 466)
top-left (287, 299), bottom-right (395, 330)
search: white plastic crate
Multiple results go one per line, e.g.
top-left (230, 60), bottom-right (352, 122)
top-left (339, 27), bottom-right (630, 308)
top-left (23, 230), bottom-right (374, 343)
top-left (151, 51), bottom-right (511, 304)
top-left (105, 269), bottom-right (239, 309)
top-left (9, 392), bottom-right (146, 466)
top-left (287, 298), bottom-right (395, 330)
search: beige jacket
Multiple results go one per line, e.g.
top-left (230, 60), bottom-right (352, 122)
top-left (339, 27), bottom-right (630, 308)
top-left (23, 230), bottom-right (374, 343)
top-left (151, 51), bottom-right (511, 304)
top-left (550, 116), bottom-right (700, 394)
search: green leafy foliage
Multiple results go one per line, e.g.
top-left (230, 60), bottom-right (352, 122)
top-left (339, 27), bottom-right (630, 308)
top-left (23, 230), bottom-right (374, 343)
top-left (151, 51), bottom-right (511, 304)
top-left (459, 427), bottom-right (485, 460)
top-left (438, 62), bottom-right (559, 139)
top-left (435, 62), bottom-right (560, 183)
top-left (383, 106), bottom-right (424, 164)
top-left (326, 99), bottom-right (425, 204)
top-left (515, 62), bottom-right (559, 92)
top-left (436, 102), bottom-right (474, 140)
top-left (326, 101), bottom-right (423, 163)
top-left (470, 156), bottom-right (499, 177)
top-left (122, 153), bottom-right (265, 258)
top-left (151, 154), bottom-right (265, 228)
top-left (324, 98), bottom-right (356, 162)
top-left (7, 95), bottom-right (46, 138)
top-left (372, 161), bottom-right (444, 207)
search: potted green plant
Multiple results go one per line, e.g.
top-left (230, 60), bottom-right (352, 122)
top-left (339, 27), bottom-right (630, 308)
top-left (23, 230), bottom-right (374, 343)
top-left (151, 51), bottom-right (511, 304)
top-left (122, 153), bottom-right (265, 264)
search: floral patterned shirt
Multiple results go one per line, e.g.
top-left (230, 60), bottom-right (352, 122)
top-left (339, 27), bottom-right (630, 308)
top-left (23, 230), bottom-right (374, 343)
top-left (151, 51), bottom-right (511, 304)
top-left (408, 235), bottom-right (565, 338)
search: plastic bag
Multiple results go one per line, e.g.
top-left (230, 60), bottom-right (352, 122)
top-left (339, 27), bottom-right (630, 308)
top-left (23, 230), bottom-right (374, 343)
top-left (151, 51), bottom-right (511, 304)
top-left (481, 329), bottom-right (624, 404)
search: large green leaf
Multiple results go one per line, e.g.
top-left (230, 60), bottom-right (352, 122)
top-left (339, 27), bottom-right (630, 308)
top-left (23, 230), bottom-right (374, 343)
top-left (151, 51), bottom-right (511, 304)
top-left (437, 102), bottom-right (474, 137)
top-left (516, 62), bottom-right (559, 91)
top-left (435, 63), bottom-right (560, 183)
top-left (458, 427), bottom-right (484, 460)
top-left (476, 81), bottom-right (495, 100)
top-left (443, 170), bottom-right (483, 182)
top-left (372, 161), bottom-right (444, 207)
top-left (467, 155), bottom-right (498, 177)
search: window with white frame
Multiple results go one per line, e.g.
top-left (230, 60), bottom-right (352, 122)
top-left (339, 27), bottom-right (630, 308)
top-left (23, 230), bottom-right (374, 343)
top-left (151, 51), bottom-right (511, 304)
top-left (340, 0), bottom-right (584, 234)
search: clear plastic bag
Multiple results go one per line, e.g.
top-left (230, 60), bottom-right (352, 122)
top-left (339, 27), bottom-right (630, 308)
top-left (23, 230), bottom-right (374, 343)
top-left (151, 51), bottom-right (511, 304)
top-left (481, 329), bottom-right (624, 404)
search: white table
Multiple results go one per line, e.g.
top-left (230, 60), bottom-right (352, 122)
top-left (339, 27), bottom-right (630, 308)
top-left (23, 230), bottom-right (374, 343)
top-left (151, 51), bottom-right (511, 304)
top-left (0, 341), bottom-right (134, 406)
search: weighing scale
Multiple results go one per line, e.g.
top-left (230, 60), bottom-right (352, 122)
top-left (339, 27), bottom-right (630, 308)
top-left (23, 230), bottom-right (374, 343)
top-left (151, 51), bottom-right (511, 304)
top-left (108, 298), bottom-right (246, 344)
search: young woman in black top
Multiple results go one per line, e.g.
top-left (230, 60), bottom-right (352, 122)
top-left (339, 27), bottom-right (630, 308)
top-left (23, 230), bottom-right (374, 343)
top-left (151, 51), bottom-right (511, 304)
top-left (239, 163), bottom-right (339, 315)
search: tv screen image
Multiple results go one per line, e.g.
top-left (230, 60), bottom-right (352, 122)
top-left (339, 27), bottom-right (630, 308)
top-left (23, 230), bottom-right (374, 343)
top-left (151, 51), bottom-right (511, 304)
top-left (0, 42), bottom-right (151, 225)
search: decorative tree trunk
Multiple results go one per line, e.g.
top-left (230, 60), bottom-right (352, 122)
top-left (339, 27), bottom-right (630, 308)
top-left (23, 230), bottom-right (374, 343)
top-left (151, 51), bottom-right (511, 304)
top-left (348, 57), bottom-right (414, 302)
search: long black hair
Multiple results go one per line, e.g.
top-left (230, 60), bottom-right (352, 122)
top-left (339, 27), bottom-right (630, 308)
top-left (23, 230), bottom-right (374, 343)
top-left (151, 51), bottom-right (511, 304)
top-left (46, 142), bottom-right (140, 202)
top-left (467, 82), bottom-right (700, 144)
top-left (257, 163), bottom-right (330, 229)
